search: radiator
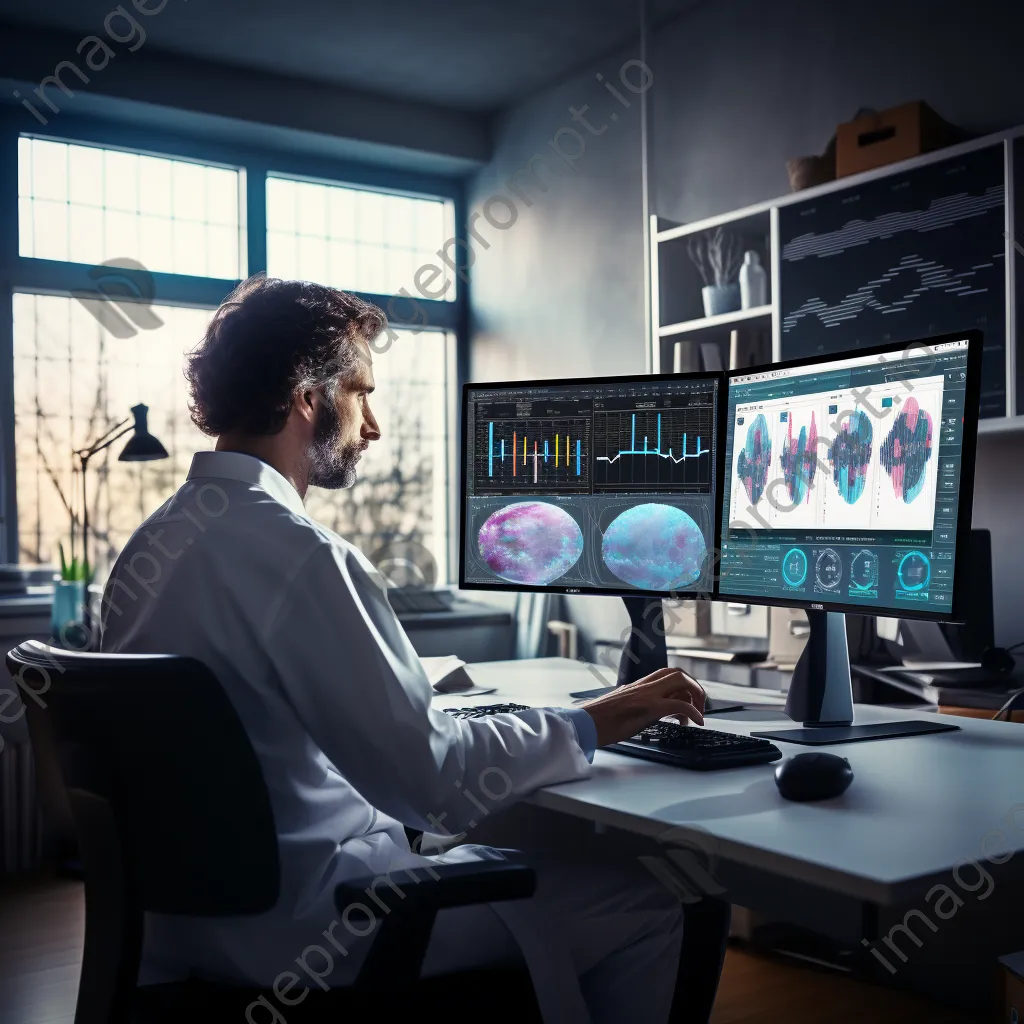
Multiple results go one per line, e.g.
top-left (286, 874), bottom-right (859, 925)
top-left (0, 737), bottom-right (42, 874)
top-left (0, 599), bottom-right (53, 874)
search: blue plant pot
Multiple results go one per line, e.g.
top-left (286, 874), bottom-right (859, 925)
top-left (702, 283), bottom-right (741, 318)
top-left (51, 578), bottom-right (85, 644)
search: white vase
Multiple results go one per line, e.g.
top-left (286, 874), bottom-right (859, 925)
top-left (739, 251), bottom-right (768, 309)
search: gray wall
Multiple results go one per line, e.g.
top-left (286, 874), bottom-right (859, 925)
top-left (652, 0), bottom-right (1024, 223)
top-left (467, 0), bottom-right (1024, 650)
top-left (467, 45), bottom-right (649, 652)
top-left (468, 46), bottom-right (648, 384)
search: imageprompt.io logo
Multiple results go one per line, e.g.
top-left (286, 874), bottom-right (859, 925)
top-left (73, 258), bottom-right (164, 338)
top-left (369, 539), bottom-right (438, 589)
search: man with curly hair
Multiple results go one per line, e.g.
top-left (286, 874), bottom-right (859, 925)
top-left (100, 274), bottom-right (712, 1023)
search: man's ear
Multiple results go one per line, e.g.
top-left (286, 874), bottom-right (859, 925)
top-left (294, 387), bottom-right (318, 425)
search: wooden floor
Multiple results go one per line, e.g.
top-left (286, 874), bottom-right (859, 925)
top-left (1, 876), bottom-right (82, 1024)
top-left (0, 875), bottom-right (982, 1024)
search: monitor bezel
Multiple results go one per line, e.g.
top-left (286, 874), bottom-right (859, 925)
top-left (459, 369), bottom-right (728, 601)
top-left (715, 330), bottom-right (984, 624)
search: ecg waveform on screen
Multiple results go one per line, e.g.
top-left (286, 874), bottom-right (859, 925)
top-left (781, 186), bottom-right (1004, 262)
top-left (778, 412), bottom-right (818, 505)
top-left (828, 410), bottom-right (874, 505)
top-left (592, 405), bottom-right (713, 492)
top-left (880, 398), bottom-right (933, 503)
top-left (781, 253), bottom-right (999, 333)
top-left (777, 147), bottom-right (1006, 416)
top-left (737, 414), bottom-right (772, 505)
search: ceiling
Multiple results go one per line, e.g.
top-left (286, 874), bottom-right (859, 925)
top-left (0, 0), bottom-right (700, 114)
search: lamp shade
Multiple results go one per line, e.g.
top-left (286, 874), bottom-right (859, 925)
top-left (118, 404), bottom-right (169, 462)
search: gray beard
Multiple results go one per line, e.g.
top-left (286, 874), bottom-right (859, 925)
top-left (309, 401), bottom-right (362, 490)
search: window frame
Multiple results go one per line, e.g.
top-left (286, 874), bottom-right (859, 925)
top-left (0, 109), bottom-right (469, 579)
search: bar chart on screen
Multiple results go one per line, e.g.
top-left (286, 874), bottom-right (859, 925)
top-left (473, 415), bottom-right (592, 492)
top-left (593, 405), bottom-right (714, 492)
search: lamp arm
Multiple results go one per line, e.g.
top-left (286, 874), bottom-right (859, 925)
top-left (75, 420), bottom-right (134, 463)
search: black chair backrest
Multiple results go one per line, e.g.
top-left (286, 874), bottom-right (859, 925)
top-left (6, 641), bottom-right (279, 915)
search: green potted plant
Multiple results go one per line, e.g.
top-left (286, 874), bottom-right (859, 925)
top-left (51, 541), bottom-right (89, 644)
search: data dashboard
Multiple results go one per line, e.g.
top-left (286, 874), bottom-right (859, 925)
top-left (718, 339), bottom-right (974, 617)
top-left (462, 375), bottom-right (720, 595)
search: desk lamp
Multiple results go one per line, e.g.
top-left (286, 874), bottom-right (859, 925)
top-left (74, 404), bottom-right (168, 641)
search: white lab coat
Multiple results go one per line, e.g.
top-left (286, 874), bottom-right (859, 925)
top-left (99, 454), bottom-right (589, 969)
top-left (101, 451), bottom-right (683, 1022)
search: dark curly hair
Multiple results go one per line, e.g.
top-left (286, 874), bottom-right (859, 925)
top-left (185, 274), bottom-right (387, 436)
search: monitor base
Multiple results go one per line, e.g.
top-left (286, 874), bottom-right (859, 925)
top-left (751, 720), bottom-right (959, 745)
top-left (785, 610), bottom-right (855, 726)
top-left (617, 596), bottom-right (668, 686)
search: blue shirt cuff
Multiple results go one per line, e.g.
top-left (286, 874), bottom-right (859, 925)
top-left (550, 707), bottom-right (598, 763)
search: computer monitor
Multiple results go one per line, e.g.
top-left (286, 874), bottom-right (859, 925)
top-left (460, 372), bottom-right (723, 681)
top-left (718, 331), bottom-right (983, 732)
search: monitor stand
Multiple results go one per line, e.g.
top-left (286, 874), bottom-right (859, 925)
top-left (601, 597), bottom-right (746, 714)
top-left (617, 596), bottom-right (668, 686)
top-left (753, 609), bottom-right (960, 745)
top-left (785, 609), bottom-right (854, 726)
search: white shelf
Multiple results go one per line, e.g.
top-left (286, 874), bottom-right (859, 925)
top-left (978, 414), bottom-right (1024, 436)
top-left (658, 304), bottom-right (772, 338)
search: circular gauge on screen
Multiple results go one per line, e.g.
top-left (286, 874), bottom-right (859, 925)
top-left (897, 550), bottom-right (931, 592)
top-left (781, 548), bottom-right (808, 588)
top-left (814, 548), bottom-right (842, 590)
top-left (849, 549), bottom-right (879, 593)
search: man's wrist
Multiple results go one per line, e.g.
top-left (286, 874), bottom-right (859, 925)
top-left (549, 707), bottom-right (598, 763)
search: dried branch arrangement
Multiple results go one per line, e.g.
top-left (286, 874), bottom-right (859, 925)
top-left (687, 227), bottom-right (744, 287)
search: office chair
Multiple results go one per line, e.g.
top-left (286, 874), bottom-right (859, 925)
top-left (7, 641), bottom-right (541, 1024)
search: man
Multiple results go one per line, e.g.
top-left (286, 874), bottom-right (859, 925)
top-left (101, 274), bottom-right (709, 1023)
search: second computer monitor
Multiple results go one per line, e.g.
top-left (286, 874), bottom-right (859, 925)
top-left (460, 374), bottom-right (721, 597)
top-left (718, 333), bottom-right (982, 621)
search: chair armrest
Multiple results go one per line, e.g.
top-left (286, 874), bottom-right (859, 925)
top-left (336, 860), bottom-right (536, 989)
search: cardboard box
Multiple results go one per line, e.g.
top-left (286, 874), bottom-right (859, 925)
top-left (1000, 951), bottom-right (1024, 1023)
top-left (835, 101), bottom-right (962, 178)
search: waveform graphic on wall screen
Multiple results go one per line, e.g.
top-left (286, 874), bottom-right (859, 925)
top-left (778, 412), bottom-right (818, 505)
top-left (828, 410), bottom-right (874, 504)
top-left (737, 414), bottom-right (772, 504)
top-left (880, 398), bottom-right (933, 502)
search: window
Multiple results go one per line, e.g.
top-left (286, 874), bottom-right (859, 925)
top-left (266, 174), bottom-right (453, 299)
top-left (13, 293), bottom-right (215, 574)
top-left (303, 328), bottom-right (453, 578)
top-left (5, 125), bottom-right (463, 584)
top-left (18, 137), bottom-right (243, 279)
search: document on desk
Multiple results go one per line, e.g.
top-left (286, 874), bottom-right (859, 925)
top-left (420, 655), bottom-right (496, 696)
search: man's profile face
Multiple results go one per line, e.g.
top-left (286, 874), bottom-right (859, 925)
top-left (308, 341), bottom-right (380, 490)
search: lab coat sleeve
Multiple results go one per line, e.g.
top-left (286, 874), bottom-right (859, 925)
top-left (264, 537), bottom-right (594, 833)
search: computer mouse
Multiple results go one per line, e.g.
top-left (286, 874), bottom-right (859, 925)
top-left (774, 752), bottom-right (853, 802)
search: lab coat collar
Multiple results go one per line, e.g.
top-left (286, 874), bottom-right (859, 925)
top-left (187, 450), bottom-right (308, 519)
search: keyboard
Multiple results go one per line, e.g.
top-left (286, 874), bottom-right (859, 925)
top-left (608, 721), bottom-right (782, 771)
top-left (387, 588), bottom-right (455, 615)
top-left (443, 703), bottom-right (530, 718)
top-left (443, 705), bottom-right (782, 771)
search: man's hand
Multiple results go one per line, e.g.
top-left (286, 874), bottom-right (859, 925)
top-left (582, 667), bottom-right (706, 748)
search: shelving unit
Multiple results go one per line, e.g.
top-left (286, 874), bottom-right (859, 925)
top-left (650, 123), bottom-right (1024, 424)
top-left (658, 304), bottom-right (772, 339)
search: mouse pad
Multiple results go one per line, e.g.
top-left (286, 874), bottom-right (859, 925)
top-left (751, 720), bottom-right (960, 745)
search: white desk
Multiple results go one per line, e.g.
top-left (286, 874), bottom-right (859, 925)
top-left (443, 658), bottom-right (1024, 1007)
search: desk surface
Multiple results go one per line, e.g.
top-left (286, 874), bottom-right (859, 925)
top-left (447, 658), bottom-right (1024, 907)
top-left (398, 598), bottom-right (513, 629)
